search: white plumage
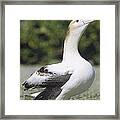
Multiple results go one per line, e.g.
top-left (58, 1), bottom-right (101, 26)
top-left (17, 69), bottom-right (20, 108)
top-left (22, 20), bottom-right (95, 100)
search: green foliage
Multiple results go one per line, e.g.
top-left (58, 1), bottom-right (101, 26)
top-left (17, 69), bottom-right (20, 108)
top-left (80, 21), bottom-right (100, 65)
top-left (20, 20), bottom-right (100, 65)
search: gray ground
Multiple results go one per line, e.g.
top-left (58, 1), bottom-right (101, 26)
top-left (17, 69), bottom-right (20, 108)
top-left (20, 65), bottom-right (100, 100)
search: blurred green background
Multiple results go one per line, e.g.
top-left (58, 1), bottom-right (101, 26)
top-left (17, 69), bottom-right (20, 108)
top-left (20, 20), bottom-right (100, 65)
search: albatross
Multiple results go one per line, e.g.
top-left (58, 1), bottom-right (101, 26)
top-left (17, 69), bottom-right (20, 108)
top-left (22, 20), bottom-right (95, 100)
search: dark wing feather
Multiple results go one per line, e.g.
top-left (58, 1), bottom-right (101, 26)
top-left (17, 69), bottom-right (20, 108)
top-left (34, 74), bottom-right (72, 100)
top-left (23, 66), bottom-right (72, 100)
top-left (34, 87), bottom-right (62, 100)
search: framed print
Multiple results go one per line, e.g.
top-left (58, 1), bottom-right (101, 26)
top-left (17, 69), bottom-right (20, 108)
top-left (0, 0), bottom-right (119, 119)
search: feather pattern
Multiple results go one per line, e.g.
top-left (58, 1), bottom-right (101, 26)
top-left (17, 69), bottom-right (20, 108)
top-left (34, 72), bottom-right (71, 100)
top-left (22, 64), bottom-right (73, 99)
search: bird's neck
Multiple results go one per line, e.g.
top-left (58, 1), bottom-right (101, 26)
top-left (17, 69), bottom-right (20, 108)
top-left (63, 28), bottom-right (84, 62)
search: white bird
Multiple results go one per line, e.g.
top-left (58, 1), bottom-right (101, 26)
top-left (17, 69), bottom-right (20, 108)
top-left (22, 20), bottom-right (95, 100)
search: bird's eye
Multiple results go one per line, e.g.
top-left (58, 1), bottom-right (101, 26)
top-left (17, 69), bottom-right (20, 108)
top-left (76, 20), bottom-right (79, 22)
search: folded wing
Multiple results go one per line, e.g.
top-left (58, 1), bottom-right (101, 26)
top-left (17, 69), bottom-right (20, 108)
top-left (22, 65), bottom-right (72, 100)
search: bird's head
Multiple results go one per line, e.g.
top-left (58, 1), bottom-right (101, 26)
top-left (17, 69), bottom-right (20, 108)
top-left (69, 20), bottom-right (94, 29)
top-left (68, 20), bottom-right (94, 33)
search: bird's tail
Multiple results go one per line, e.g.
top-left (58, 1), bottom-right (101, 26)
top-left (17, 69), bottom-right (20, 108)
top-left (34, 87), bottom-right (62, 100)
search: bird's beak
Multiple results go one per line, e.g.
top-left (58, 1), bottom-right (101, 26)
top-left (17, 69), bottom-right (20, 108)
top-left (83, 20), bottom-right (94, 24)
